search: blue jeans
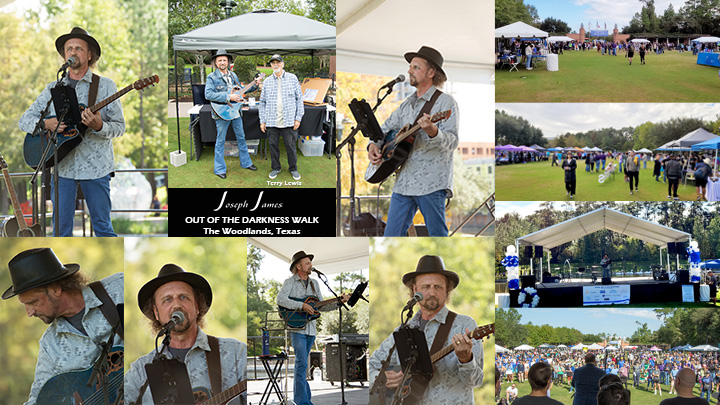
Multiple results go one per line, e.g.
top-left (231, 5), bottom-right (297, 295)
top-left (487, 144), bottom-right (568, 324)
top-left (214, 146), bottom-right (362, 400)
top-left (701, 387), bottom-right (710, 400)
top-left (526, 56), bottom-right (532, 69)
top-left (384, 190), bottom-right (448, 236)
top-left (51, 175), bottom-right (116, 237)
top-left (214, 117), bottom-right (253, 175)
top-left (291, 332), bottom-right (315, 405)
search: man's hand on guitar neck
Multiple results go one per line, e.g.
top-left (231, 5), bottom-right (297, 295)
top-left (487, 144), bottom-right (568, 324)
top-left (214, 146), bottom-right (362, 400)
top-left (384, 370), bottom-right (404, 389)
top-left (81, 108), bottom-right (103, 131)
top-left (418, 113), bottom-right (438, 137)
top-left (368, 143), bottom-right (382, 164)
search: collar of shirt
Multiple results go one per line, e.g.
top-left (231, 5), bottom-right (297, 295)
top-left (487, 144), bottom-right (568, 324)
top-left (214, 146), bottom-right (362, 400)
top-left (62, 68), bottom-right (94, 86)
top-left (410, 304), bottom-right (450, 327)
top-left (162, 327), bottom-right (211, 359)
top-left (273, 71), bottom-right (286, 80)
top-left (53, 282), bottom-right (105, 336)
top-left (411, 85), bottom-right (438, 104)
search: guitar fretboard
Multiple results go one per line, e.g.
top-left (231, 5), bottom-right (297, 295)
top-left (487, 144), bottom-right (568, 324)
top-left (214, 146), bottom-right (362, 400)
top-left (89, 84), bottom-right (134, 113)
top-left (201, 380), bottom-right (247, 405)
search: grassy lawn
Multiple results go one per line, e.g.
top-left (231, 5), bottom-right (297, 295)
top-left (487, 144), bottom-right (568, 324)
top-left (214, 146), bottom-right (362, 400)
top-left (495, 50), bottom-right (720, 102)
top-left (496, 160), bottom-right (701, 201)
top-left (499, 378), bottom-right (712, 405)
top-left (168, 117), bottom-right (336, 188)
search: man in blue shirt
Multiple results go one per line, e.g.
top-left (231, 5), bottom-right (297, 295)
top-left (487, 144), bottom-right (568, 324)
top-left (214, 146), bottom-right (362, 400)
top-left (204, 49), bottom-right (258, 179)
top-left (19, 27), bottom-right (125, 236)
top-left (259, 54), bottom-right (304, 181)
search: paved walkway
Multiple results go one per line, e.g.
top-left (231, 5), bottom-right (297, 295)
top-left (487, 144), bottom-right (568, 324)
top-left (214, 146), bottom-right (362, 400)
top-left (168, 100), bottom-right (194, 118)
top-left (247, 378), bottom-right (368, 405)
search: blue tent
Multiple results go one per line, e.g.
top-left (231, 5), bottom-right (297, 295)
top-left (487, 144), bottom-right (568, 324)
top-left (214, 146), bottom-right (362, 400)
top-left (700, 259), bottom-right (720, 269)
top-left (691, 137), bottom-right (720, 151)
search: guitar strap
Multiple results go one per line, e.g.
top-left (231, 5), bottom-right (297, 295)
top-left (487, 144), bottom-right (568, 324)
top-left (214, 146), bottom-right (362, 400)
top-left (430, 310), bottom-right (457, 356)
top-left (205, 335), bottom-right (223, 397)
top-left (412, 89), bottom-right (443, 127)
top-left (88, 281), bottom-right (123, 341)
top-left (88, 74), bottom-right (100, 107)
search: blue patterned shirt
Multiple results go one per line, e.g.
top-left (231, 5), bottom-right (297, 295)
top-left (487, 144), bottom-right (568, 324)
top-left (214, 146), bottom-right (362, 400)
top-left (124, 328), bottom-right (247, 405)
top-left (258, 71), bottom-right (304, 128)
top-left (276, 273), bottom-right (340, 336)
top-left (18, 69), bottom-right (125, 180)
top-left (27, 273), bottom-right (124, 405)
top-left (368, 305), bottom-right (484, 405)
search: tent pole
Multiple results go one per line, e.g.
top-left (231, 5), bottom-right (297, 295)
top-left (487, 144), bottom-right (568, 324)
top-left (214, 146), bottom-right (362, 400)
top-left (175, 50), bottom-right (182, 153)
top-left (666, 249), bottom-right (670, 273)
top-left (311, 50), bottom-right (315, 77)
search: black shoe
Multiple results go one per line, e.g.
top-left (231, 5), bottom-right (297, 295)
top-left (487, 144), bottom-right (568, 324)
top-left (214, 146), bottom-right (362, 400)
top-left (216, 173), bottom-right (226, 179)
top-left (245, 165), bottom-right (257, 171)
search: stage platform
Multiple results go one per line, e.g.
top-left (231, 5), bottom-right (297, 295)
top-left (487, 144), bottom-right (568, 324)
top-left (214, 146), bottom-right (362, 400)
top-left (509, 278), bottom-right (701, 307)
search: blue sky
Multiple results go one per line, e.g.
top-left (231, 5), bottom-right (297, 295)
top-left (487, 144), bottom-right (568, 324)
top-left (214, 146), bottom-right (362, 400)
top-left (531, 0), bottom-right (687, 33)
top-left (505, 308), bottom-right (663, 339)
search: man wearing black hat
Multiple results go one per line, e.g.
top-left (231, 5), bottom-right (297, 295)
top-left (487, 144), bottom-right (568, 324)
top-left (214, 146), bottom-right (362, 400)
top-left (277, 251), bottom-right (350, 405)
top-left (205, 49), bottom-right (259, 179)
top-left (368, 255), bottom-right (484, 404)
top-left (259, 54), bottom-right (305, 181)
top-left (125, 264), bottom-right (247, 404)
top-left (19, 27), bottom-right (125, 237)
top-left (367, 46), bottom-right (459, 237)
top-left (2, 247), bottom-right (124, 405)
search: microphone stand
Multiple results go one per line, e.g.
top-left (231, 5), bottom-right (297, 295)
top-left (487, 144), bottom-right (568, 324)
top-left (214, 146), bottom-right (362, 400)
top-left (314, 271), bottom-right (349, 405)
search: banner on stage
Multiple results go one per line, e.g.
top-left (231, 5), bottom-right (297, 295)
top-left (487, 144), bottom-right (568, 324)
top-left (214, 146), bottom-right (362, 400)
top-left (582, 285), bottom-right (630, 306)
top-left (681, 285), bottom-right (695, 303)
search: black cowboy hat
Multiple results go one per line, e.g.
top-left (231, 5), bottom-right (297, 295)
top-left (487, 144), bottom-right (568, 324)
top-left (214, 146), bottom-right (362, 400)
top-left (402, 255), bottom-right (459, 289)
top-left (212, 49), bottom-right (233, 62)
top-left (55, 27), bottom-right (101, 59)
top-left (137, 264), bottom-right (212, 316)
top-left (2, 248), bottom-right (80, 300)
top-left (404, 45), bottom-right (446, 76)
top-left (289, 250), bottom-right (314, 272)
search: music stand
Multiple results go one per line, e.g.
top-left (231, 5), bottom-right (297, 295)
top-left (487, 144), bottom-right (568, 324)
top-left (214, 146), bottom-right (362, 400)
top-left (391, 326), bottom-right (433, 404)
top-left (347, 281), bottom-right (368, 307)
top-left (50, 85), bottom-right (82, 126)
top-left (145, 357), bottom-right (195, 404)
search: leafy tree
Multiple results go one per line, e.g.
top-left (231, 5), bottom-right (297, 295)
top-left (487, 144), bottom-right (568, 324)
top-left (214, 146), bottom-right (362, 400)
top-left (496, 309), bottom-right (527, 347)
top-left (539, 17), bottom-right (571, 35)
top-left (495, 0), bottom-right (537, 27)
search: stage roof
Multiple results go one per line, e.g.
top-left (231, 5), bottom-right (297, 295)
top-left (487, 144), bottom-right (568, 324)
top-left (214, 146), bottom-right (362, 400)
top-left (517, 207), bottom-right (691, 250)
top-left (248, 237), bottom-right (368, 275)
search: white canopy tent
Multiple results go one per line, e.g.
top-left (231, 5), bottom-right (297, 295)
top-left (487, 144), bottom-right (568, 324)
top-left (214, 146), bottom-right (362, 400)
top-left (636, 148), bottom-right (653, 154)
top-left (631, 38), bottom-right (650, 43)
top-left (605, 345), bottom-right (617, 351)
top-left (688, 344), bottom-right (720, 352)
top-left (691, 36), bottom-right (720, 43)
top-left (514, 344), bottom-right (535, 351)
top-left (570, 343), bottom-right (587, 350)
top-left (496, 344), bottom-right (509, 353)
top-left (495, 22), bottom-right (549, 39)
top-left (248, 237), bottom-right (369, 275)
top-left (337, 0), bottom-right (493, 84)
top-left (547, 36), bottom-right (574, 43)
top-left (557, 344), bottom-right (568, 348)
top-left (587, 343), bottom-right (604, 350)
top-left (516, 207), bottom-right (692, 279)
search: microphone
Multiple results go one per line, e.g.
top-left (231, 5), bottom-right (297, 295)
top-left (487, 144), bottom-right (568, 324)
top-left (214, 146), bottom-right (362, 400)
top-left (158, 310), bottom-right (185, 335)
top-left (380, 74), bottom-right (405, 90)
top-left (403, 291), bottom-right (424, 310)
top-left (58, 56), bottom-right (77, 72)
top-left (311, 267), bottom-right (324, 276)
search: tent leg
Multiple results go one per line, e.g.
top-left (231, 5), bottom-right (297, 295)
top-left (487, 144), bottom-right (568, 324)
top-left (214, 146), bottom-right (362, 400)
top-left (175, 50), bottom-right (182, 154)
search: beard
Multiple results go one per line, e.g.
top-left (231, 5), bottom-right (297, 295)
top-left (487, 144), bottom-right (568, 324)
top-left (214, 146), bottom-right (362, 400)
top-left (420, 296), bottom-right (441, 311)
top-left (171, 308), bottom-right (192, 333)
top-left (37, 293), bottom-right (61, 324)
top-left (409, 75), bottom-right (418, 86)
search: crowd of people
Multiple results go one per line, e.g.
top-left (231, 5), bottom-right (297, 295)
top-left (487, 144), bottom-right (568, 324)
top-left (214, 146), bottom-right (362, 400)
top-left (551, 150), bottom-right (718, 201)
top-left (496, 346), bottom-right (720, 404)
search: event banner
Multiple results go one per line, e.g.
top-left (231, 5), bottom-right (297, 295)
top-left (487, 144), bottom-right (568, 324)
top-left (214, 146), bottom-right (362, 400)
top-left (169, 188), bottom-right (336, 236)
top-left (589, 30), bottom-right (609, 37)
top-left (697, 52), bottom-right (720, 68)
top-left (582, 284), bottom-right (631, 306)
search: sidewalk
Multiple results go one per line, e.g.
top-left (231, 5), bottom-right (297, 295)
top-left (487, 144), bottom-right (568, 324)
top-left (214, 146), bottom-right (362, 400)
top-left (247, 378), bottom-right (368, 405)
top-left (168, 100), bottom-right (194, 118)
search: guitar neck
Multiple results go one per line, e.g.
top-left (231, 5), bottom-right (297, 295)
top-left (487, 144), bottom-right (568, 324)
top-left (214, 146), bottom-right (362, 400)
top-left (430, 331), bottom-right (472, 364)
top-left (89, 83), bottom-right (134, 114)
top-left (430, 323), bottom-right (495, 364)
top-left (201, 380), bottom-right (247, 405)
top-left (1, 167), bottom-right (28, 230)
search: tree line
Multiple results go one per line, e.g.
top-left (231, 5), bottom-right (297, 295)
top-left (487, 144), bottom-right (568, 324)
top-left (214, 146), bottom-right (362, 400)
top-left (496, 308), bottom-right (720, 348)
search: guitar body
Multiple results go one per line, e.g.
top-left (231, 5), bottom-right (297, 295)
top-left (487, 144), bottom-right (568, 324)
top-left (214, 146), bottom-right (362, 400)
top-left (210, 73), bottom-right (265, 121)
top-left (36, 346), bottom-right (124, 405)
top-left (1, 216), bottom-right (42, 237)
top-left (279, 295), bottom-right (322, 329)
top-left (365, 128), bottom-right (413, 184)
top-left (23, 112), bottom-right (86, 169)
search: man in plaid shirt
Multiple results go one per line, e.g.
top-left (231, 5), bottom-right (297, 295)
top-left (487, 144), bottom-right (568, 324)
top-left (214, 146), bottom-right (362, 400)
top-left (259, 54), bottom-right (304, 181)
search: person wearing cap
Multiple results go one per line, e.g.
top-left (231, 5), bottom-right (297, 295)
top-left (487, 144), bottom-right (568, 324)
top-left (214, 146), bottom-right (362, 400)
top-left (367, 46), bottom-right (459, 237)
top-left (368, 255), bottom-right (484, 404)
top-left (259, 54), bottom-right (305, 181)
top-left (2, 247), bottom-right (123, 405)
top-left (277, 251), bottom-right (350, 405)
top-left (125, 264), bottom-right (247, 404)
top-left (205, 49), bottom-right (259, 179)
top-left (19, 27), bottom-right (125, 237)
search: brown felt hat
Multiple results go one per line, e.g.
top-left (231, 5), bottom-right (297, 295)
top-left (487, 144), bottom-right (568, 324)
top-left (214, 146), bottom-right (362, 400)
top-left (289, 250), bottom-right (314, 272)
top-left (3, 248), bottom-right (80, 300)
top-left (55, 27), bottom-right (101, 59)
top-left (402, 255), bottom-right (459, 289)
top-left (404, 45), bottom-right (446, 76)
top-left (137, 264), bottom-right (212, 316)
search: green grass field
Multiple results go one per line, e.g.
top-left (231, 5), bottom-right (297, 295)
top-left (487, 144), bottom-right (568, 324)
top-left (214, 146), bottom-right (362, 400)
top-left (168, 117), bottom-right (336, 188)
top-left (496, 160), bottom-right (702, 201)
top-left (499, 378), bottom-right (714, 405)
top-left (495, 50), bottom-right (720, 102)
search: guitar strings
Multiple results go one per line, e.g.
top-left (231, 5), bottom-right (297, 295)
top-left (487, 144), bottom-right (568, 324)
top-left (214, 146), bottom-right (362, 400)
top-left (82, 372), bottom-right (123, 405)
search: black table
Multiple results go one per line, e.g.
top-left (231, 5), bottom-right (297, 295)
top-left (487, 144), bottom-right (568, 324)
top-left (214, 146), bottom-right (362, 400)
top-left (259, 354), bottom-right (287, 405)
top-left (193, 104), bottom-right (330, 160)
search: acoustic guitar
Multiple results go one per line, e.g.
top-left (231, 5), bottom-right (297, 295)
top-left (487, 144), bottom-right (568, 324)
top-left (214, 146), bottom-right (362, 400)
top-left (23, 75), bottom-right (159, 169)
top-left (195, 379), bottom-right (247, 405)
top-left (0, 155), bottom-right (42, 237)
top-left (369, 323), bottom-right (495, 405)
top-left (36, 345), bottom-right (123, 405)
top-left (210, 73), bottom-right (265, 121)
top-left (278, 295), bottom-right (343, 329)
top-left (364, 110), bottom-right (451, 184)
